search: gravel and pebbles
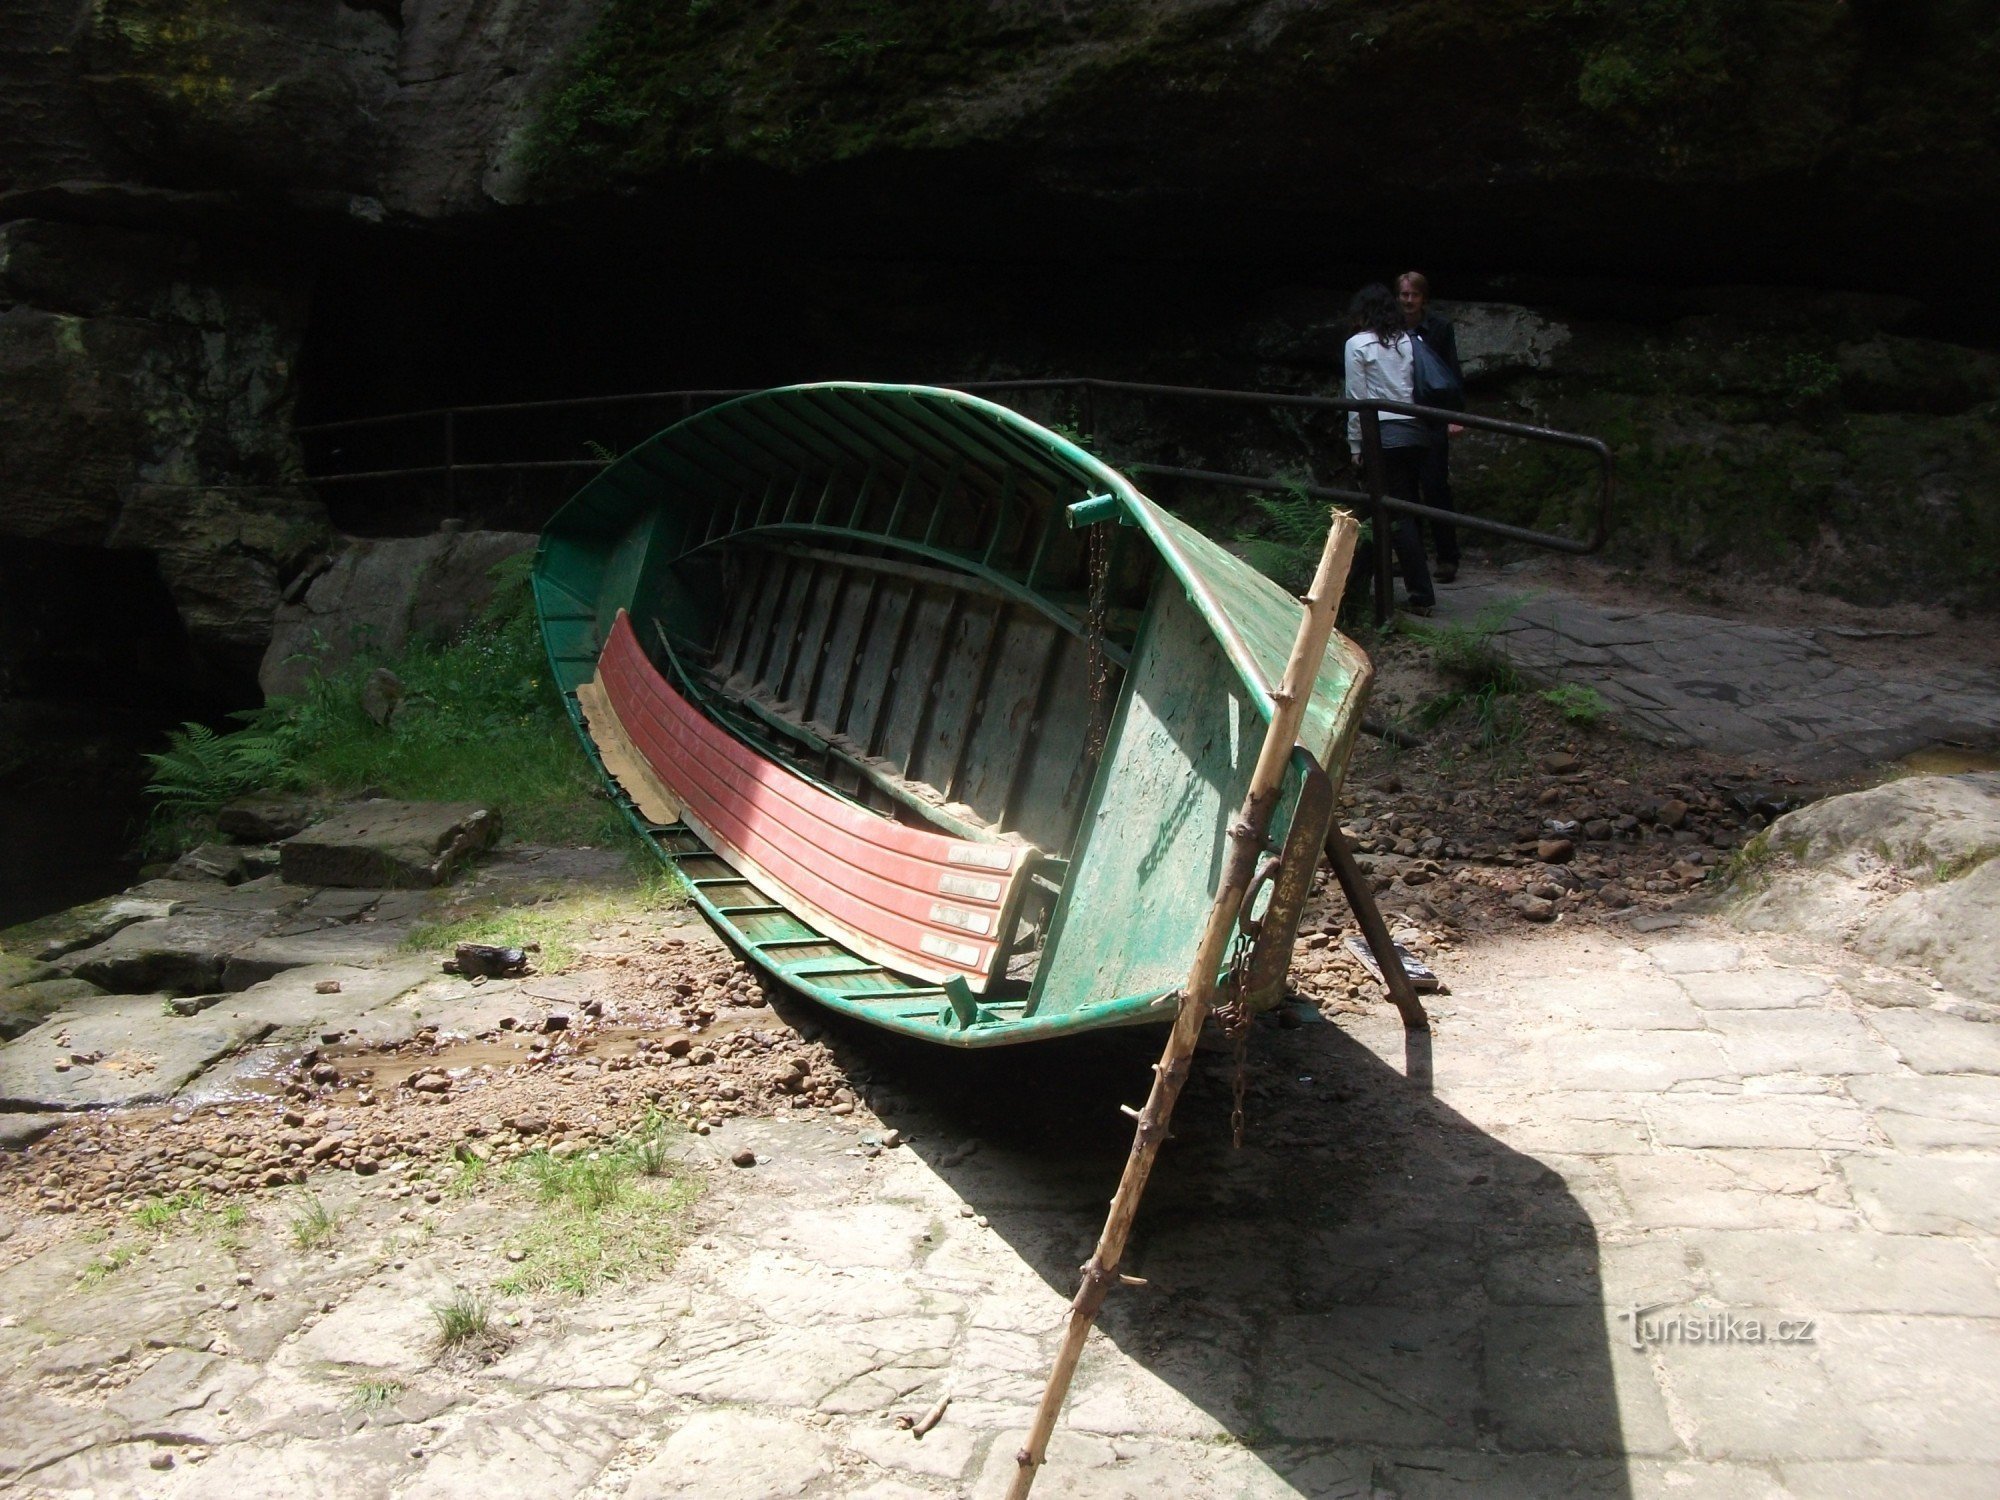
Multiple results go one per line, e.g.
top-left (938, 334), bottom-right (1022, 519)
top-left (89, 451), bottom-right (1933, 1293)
top-left (0, 650), bottom-right (1832, 1225)
top-left (0, 937), bottom-right (862, 1222)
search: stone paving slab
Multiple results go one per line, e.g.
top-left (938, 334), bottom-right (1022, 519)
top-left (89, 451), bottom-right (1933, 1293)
top-left (5, 917), bottom-right (2000, 1496)
top-left (0, 995), bottom-right (274, 1109)
top-left (1435, 578), bottom-right (2000, 768)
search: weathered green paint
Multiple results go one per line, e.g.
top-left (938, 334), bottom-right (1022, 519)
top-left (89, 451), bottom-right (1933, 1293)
top-left (534, 383), bottom-right (1371, 1047)
top-left (1027, 584), bottom-right (1316, 1019)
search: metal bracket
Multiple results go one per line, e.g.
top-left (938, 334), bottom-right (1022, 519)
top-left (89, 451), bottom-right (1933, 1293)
top-left (943, 976), bottom-right (981, 1029)
top-left (1065, 493), bottom-right (1135, 529)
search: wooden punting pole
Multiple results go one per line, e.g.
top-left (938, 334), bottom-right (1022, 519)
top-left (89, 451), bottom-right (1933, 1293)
top-left (1005, 509), bottom-right (1361, 1499)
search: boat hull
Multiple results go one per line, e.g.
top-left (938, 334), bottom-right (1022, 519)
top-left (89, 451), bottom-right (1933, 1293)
top-left (534, 384), bottom-right (1371, 1046)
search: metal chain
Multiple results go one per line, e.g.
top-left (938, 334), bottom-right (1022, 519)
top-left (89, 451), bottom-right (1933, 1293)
top-left (1082, 522), bottom-right (1113, 765)
top-left (1211, 934), bottom-right (1257, 1150)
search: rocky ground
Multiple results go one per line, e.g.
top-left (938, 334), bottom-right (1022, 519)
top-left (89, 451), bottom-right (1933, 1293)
top-left (1, 610), bottom-right (1997, 1497)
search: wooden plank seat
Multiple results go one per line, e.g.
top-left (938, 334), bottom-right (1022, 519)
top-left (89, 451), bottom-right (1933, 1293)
top-left (592, 611), bottom-right (1036, 993)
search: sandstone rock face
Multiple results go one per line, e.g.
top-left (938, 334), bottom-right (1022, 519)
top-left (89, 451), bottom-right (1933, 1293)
top-left (0, 0), bottom-right (585, 688)
top-left (1859, 860), bottom-right (2000, 1008)
top-left (1437, 301), bottom-right (1574, 382)
top-left (279, 800), bottom-right (501, 889)
top-left (1730, 773), bottom-right (2000, 1005)
top-left (0, 968), bottom-right (103, 1041)
top-left (1767, 773), bottom-right (2000, 876)
top-left (82, 0), bottom-right (399, 194)
top-left (4, 0), bottom-right (607, 219)
top-left (3, 0), bottom-right (1998, 687)
top-left (0, 217), bottom-right (328, 686)
top-left (258, 529), bottom-right (537, 697)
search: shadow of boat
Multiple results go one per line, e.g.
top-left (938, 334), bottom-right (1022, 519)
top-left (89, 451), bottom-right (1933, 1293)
top-left (772, 986), bottom-right (1640, 1496)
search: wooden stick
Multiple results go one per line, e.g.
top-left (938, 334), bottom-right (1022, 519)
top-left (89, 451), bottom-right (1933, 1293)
top-left (912, 1391), bottom-right (951, 1438)
top-left (1322, 825), bottom-right (1429, 1032)
top-left (1005, 510), bottom-right (1360, 1499)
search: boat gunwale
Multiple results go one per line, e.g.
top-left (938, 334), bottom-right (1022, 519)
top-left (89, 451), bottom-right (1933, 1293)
top-left (533, 381), bottom-right (1375, 1046)
top-left (552, 380), bottom-right (1367, 743)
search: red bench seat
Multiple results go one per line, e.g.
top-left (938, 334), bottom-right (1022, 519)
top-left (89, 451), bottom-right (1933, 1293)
top-left (593, 611), bottom-right (1033, 991)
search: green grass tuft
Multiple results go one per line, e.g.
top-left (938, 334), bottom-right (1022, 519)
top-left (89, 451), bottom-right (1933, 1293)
top-left (289, 1196), bottom-right (340, 1252)
top-left (1401, 597), bottom-right (1529, 693)
top-left (431, 1292), bottom-right (494, 1350)
top-left (79, 1244), bottom-right (139, 1285)
top-left (141, 559), bottom-right (630, 858)
top-left (350, 1378), bottom-right (404, 1412)
top-left (495, 1133), bottom-right (700, 1296)
top-left (1540, 683), bottom-right (1611, 727)
top-left (132, 1190), bottom-right (207, 1232)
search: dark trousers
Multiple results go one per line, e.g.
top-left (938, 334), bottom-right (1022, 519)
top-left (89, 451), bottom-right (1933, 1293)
top-left (1419, 433), bottom-right (1459, 567)
top-left (1381, 445), bottom-right (1436, 609)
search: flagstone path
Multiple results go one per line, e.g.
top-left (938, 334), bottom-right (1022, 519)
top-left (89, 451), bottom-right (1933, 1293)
top-left (1434, 575), bottom-right (2000, 771)
top-left (5, 914), bottom-right (1997, 1499)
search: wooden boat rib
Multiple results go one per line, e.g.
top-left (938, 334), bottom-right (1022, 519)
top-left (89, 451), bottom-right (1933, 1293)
top-left (533, 383), bottom-right (1373, 1046)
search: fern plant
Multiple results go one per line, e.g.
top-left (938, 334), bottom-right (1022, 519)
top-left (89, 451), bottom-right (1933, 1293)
top-left (1239, 482), bottom-right (1368, 595)
top-left (143, 722), bottom-right (300, 811)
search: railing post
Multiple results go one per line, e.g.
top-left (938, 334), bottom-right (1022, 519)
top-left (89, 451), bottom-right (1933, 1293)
top-left (443, 410), bottom-right (458, 518)
top-left (1359, 407), bottom-right (1392, 625)
top-left (1080, 383), bottom-right (1096, 447)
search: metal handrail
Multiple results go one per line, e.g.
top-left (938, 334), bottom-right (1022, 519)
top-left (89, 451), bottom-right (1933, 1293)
top-left (296, 377), bottom-right (1614, 623)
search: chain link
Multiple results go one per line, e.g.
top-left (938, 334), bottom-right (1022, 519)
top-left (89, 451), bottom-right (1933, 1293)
top-left (1211, 933), bottom-right (1257, 1150)
top-left (1082, 521), bottom-right (1112, 766)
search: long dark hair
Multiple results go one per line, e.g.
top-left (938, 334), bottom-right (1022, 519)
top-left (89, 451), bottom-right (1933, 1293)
top-left (1347, 282), bottom-right (1404, 345)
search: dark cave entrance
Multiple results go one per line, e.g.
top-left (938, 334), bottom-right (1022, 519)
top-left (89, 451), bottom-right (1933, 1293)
top-left (0, 541), bottom-right (225, 925)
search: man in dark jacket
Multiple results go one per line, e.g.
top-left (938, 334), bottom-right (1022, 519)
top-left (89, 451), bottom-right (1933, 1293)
top-left (1399, 271), bottom-right (1462, 583)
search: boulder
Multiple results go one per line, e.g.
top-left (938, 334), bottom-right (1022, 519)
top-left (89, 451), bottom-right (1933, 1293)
top-left (1432, 301), bottom-right (1574, 381)
top-left (61, 907), bottom-right (277, 995)
top-left (1858, 860), bottom-right (2000, 1006)
top-left (0, 977), bottom-right (107, 1041)
top-left (258, 530), bottom-right (537, 698)
top-left (0, 953), bottom-right (56, 992)
top-left (279, 801), bottom-right (501, 890)
top-left (169, 843), bottom-right (249, 885)
top-left (359, 666), bottom-right (405, 726)
top-left (1729, 773), bottom-right (2000, 1003)
top-left (0, 894), bottom-right (178, 962)
top-left (1766, 772), bottom-right (2000, 877)
top-left (217, 794), bottom-right (321, 843)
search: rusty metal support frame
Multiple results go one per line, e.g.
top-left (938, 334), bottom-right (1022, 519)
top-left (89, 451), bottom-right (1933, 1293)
top-left (1358, 408), bottom-right (1394, 625)
top-left (1322, 825), bottom-right (1429, 1031)
top-left (297, 379), bottom-right (1614, 573)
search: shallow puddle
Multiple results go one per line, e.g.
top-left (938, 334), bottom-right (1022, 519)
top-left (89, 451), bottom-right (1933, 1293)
top-left (176, 1009), bottom-right (766, 1107)
top-left (1899, 745), bottom-right (2000, 775)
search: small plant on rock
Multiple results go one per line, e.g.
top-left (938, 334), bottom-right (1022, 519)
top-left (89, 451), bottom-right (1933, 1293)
top-left (1403, 597), bottom-right (1528, 692)
top-left (498, 1132), bottom-right (700, 1296)
top-left (1540, 683), bottom-right (1610, 727)
top-left (132, 1190), bottom-right (207, 1232)
top-left (79, 1244), bottom-right (139, 1285)
top-left (289, 1196), bottom-right (340, 1251)
top-left (524, 1149), bottom-right (632, 1213)
top-left (629, 1130), bottom-right (674, 1178)
top-left (350, 1378), bottom-right (404, 1412)
top-left (432, 1292), bottom-right (494, 1351)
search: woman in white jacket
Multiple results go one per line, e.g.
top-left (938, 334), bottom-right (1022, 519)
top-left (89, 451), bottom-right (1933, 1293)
top-left (1343, 283), bottom-right (1436, 613)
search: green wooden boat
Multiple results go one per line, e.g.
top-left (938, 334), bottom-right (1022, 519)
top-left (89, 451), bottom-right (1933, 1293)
top-left (532, 383), bottom-right (1372, 1046)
